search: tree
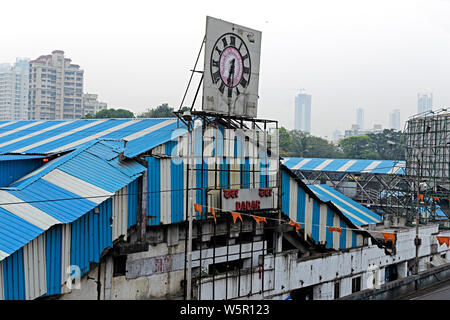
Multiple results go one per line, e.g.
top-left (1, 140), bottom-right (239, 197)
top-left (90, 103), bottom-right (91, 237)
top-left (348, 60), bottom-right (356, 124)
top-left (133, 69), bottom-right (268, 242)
top-left (367, 129), bottom-right (405, 160)
top-left (339, 135), bottom-right (379, 159)
top-left (83, 108), bottom-right (135, 119)
top-left (279, 127), bottom-right (291, 157)
top-left (137, 103), bottom-right (176, 118)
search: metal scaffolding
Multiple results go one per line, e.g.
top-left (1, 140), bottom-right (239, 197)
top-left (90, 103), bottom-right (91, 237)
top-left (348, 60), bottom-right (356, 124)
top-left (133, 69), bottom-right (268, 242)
top-left (403, 108), bottom-right (450, 223)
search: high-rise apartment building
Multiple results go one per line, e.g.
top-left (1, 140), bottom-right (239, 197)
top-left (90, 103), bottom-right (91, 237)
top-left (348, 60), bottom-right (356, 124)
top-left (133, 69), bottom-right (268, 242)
top-left (29, 50), bottom-right (84, 120)
top-left (0, 58), bottom-right (29, 120)
top-left (417, 93), bottom-right (432, 114)
top-left (294, 93), bottom-right (311, 133)
top-left (389, 109), bottom-right (401, 130)
top-left (356, 108), bottom-right (364, 130)
top-left (82, 93), bottom-right (107, 117)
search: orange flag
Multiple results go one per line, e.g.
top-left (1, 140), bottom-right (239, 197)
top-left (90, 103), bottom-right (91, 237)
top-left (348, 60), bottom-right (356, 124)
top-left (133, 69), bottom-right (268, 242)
top-left (253, 215), bottom-right (267, 224)
top-left (436, 236), bottom-right (450, 247)
top-left (418, 194), bottom-right (424, 202)
top-left (289, 221), bottom-right (301, 232)
top-left (382, 232), bottom-right (396, 244)
top-left (433, 196), bottom-right (440, 203)
top-left (210, 207), bottom-right (217, 223)
top-left (328, 226), bottom-right (342, 236)
top-left (231, 212), bottom-right (243, 224)
top-left (194, 203), bottom-right (202, 214)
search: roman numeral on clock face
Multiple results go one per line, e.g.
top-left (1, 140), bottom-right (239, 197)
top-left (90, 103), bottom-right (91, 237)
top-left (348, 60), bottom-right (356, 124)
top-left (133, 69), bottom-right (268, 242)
top-left (212, 70), bottom-right (221, 84)
top-left (222, 38), bottom-right (228, 47)
top-left (230, 36), bottom-right (236, 47)
top-left (243, 66), bottom-right (250, 74)
top-left (219, 82), bottom-right (226, 94)
top-left (228, 87), bottom-right (233, 98)
top-left (239, 77), bottom-right (248, 88)
top-left (241, 54), bottom-right (249, 61)
top-left (212, 60), bottom-right (219, 67)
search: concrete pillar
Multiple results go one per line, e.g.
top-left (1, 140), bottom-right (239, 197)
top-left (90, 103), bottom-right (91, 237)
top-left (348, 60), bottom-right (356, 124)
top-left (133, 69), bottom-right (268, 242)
top-left (104, 256), bottom-right (113, 300)
top-left (418, 257), bottom-right (428, 272)
top-left (313, 282), bottom-right (333, 300)
top-left (273, 231), bottom-right (283, 254)
top-left (397, 262), bottom-right (408, 279)
top-left (340, 277), bottom-right (352, 297)
top-left (167, 224), bottom-right (179, 247)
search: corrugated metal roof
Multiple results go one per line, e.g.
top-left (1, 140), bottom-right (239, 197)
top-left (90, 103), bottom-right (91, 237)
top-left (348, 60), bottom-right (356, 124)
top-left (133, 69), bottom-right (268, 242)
top-left (0, 139), bottom-right (146, 262)
top-left (282, 157), bottom-right (406, 175)
top-left (0, 118), bottom-right (185, 157)
top-left (307, 184), bottom-right (382, 226)
top-left (0, 155), bottom-right (46, 161)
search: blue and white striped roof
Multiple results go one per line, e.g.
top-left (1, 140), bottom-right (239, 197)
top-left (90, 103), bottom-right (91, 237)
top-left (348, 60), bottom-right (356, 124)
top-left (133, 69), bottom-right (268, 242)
top-left (307, 184), bottom-right (382, 226)
top-left (282, 157), bottom-right (405, 175)
top-left (0, 119), bottom-right (187, 158)
top-left (0, 139), bottom-right (146, 262)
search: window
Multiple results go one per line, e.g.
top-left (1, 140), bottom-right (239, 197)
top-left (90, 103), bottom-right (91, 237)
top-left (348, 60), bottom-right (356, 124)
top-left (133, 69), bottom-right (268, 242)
top-left (334, 281), bottom-right (340, 299)
top-left (351, 276), bottom-right (361, 293)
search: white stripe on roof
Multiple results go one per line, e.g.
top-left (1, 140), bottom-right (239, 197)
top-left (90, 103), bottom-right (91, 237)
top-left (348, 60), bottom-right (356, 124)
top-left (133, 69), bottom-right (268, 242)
top-left (0, 250), bottom-right (8, 261)
top-left (387, 162), bottom-right (405, 174)
top-left (315, 185), bottom-right (380, 224)
top-left (42, 169), bottom-right (113, 204)
top-left (314, 159), bottom-right (333, 171)
top-left (0, 191), bottom-right (60, 230)
top-left (333, 204), bottom-right (368, 225)
top-left (362, 161), bottom-right (382, 173)
top-left (292, 158), bottom-right (311, 170)
top-left (12, 120), bottom-right (107, 153)
top-left (0, 121), bottom-right (17, 129)
top-left (47, 120), bottom-right (141, 153)
top-left (337, 160), bottom-right (357, 172)
top-left (122, 119), bottom-right (176, 141)
top-left (0, 121), bottom-right (44, 138)
top-left (0, 121), bottom-right (74, 148)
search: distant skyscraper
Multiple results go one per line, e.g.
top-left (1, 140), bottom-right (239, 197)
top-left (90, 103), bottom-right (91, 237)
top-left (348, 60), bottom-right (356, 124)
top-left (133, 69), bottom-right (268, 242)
top-left (417, 93), bottom-right (432, 114)
top-left (389, 109), bottom-right (401, 130)
top-left (294, 93), bottom-right (311, 133)
top-left (332, 129), bottom-right (342, 142)
top-left (356, 108), bottom-right (364, 130)
top-left (29, 50), bottom-right (84, 120)
top-left (82, 93), bottom-right (107, 117)
top-left (0, 58), bottom-right (29, 120)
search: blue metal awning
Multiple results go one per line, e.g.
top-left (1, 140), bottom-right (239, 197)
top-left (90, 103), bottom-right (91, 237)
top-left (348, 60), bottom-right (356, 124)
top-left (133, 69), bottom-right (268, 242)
top-left (0, 118), bottom-right (186, 157)
top-left (0, 139), bottom-right (146, 261)
top-left (283, 157), bottom-right (405, 175)
top-left (307, 184), bottom-right (382, 226)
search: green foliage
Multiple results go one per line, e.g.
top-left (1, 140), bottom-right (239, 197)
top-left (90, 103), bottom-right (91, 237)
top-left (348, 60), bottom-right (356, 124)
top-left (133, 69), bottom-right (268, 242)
top-left (280, 127), bottom-right (405, 160)
top-left (83, 108), bottom-right (135, 119)
top-left (279, 128), bottom-right (341, 158)
top-left (279, 127), bottom-right (291, 157)
top-left (137, 103), bottom-right (176, 118)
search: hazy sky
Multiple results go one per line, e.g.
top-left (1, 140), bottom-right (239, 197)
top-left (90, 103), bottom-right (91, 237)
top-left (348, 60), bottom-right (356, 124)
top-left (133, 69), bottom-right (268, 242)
top-left (2, 0), bottom-right (449, 138)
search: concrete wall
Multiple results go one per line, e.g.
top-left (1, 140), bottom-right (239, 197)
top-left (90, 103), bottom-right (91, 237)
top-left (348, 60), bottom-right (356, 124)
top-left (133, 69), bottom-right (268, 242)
top-left (196, 224), bottom-right (450, 300)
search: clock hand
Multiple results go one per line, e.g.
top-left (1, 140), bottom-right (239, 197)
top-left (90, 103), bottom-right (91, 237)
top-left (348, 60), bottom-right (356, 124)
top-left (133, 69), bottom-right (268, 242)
top-left (227, 59), bottom-right (235, 86)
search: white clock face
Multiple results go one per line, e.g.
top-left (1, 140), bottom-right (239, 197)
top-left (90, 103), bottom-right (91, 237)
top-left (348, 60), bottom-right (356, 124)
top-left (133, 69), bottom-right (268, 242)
top-left (202, 16), bottom-right (261, 118)
top-left (210, 33), bottom-right (251, 99)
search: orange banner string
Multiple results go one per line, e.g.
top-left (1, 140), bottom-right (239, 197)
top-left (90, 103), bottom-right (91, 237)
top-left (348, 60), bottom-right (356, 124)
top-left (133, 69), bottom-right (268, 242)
top-left (328, 226), bottom-right (342, 236)
top-left (382, 232), bottom-right (396, 244)
top-left (231, 212), bottom-right (243, 224)
top-left (210, 207), bottom-right (217, 223)
top-left (194, 203), bottom-right (202, 214)
top-left (289, 221), bottom-right (302, 232)
top-left (436, 236), bottom-right (450, 247)
top-left (252, 215), bottom-right (267, 224)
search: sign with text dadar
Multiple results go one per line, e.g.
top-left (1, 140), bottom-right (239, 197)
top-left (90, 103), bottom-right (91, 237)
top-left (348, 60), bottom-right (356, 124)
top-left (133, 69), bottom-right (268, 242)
top-left (221, 188), bottom-right (274, 211)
